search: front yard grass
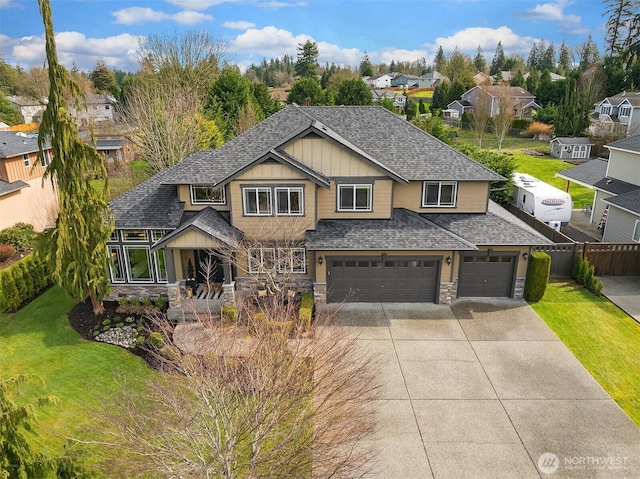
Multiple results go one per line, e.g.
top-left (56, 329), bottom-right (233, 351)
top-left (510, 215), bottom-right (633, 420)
top-left (0, 287), bottom-right (158, 476)
top-left (530, 281), bottom-right (640, 427)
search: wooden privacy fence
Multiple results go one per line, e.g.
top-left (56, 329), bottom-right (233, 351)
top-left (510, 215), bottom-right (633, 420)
top-left (582, 242), bottom-right (640, 276)
top-left (532, 243), bottom-right (578, 277)
top-left (506, 203), bottom-right (574, 243)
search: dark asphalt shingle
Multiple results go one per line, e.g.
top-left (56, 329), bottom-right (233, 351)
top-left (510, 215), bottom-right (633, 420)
top-left (607, 135), bottom-right (640, 153)
top-left (0, 179), bottom-right (29, 196)
top-left (593, 177), bottom-right (639, 195)
top-left (556, 158), bottom-right (608, 187)
top-left (603, 188), bottom-right (640, 215)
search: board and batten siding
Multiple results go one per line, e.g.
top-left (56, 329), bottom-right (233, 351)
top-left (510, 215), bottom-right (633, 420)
top-left (162, 229), bottom-right (224, 250)
top-left (229, 178), bottom-right (316, 241)
top-left (602, 207), bottom-right (640, 242)
top-left (283, 137), bottom-right (383, 177)
top-left (317, 180), bottom-right (393, 219)
top-left (393, 181), bottom-right (489, 213)
top-left (607, 150), bottom-right (640, 186)
top-left (1, 153), bottom-right (47, 183)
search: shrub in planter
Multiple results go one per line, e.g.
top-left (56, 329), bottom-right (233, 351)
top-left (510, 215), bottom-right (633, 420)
top-left (221, 305), bottom-right (237, 323)
top-left (524, 251), bottom-right (551, 303)
top-left (0, 223), bottom-right (35, 252)
top-left (0, 244), bottom-right (15, 262)
top-left (300, 293), bottom-right (314, 309)
top-left (298, 307), bottom-right (312, 331)
top-left (11, 265), bottom-right (26, 302)
top-left (17, 262), bottom-right (34, 299)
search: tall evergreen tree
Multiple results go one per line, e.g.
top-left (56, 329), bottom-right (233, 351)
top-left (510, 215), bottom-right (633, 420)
top-left (526, 67), bottom-right (540, 94)
top-left (89, 60), bottom-right (115, 94)
top-left (558, 41), bottom-right (572, 74)
top-left (335, 78), bottom-right (373, 105)
top-left (359, 51), bottom-right (374, 77)
top-left (510, 69), bottom-right (525, 87)
top-left (433, 46), bottom-right (446, 72)
top-left (555, 78), bottom-right (590, 136)
top-left (295, 40), bottom-right (319, 79)
top-left (603, 0), bottom-right (638, 56)
top-left (541, 42), bottom-right (556, 72)
top-left (490, 41), bottom-right (506, 75)
top-left (473, 45), bottom-right (487, 72)
top-left (37, 0), bottom-right (113, 314)
top-left (578, 35), bottom-right (601, 71)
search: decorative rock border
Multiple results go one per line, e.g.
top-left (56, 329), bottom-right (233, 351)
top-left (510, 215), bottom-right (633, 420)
top-left (95, 326), bottom-right (139, 348)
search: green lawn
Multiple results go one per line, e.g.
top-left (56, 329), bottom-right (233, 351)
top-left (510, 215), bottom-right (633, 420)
top-left (531, 281), bottom-right (640, 427)
top-left (0, 287), bottom-right (158, 475)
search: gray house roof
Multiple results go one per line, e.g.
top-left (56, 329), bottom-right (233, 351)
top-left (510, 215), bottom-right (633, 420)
top-left (593, 177), bottom-right (638, 195)
top-left (556, 158), bottom-right (608, 188)
top-left (603, 188), bottom-right (640, 215)
top-left (151, 207), bottom-right (242, 251)
top-left (428, 201), bottom-right (554, 246)
top-left (0, 132), bottom-right (42, 158)
top-left (0, 179), bottom-right (29, 197)
top-left (551, 137), bottom-right (594, 146)
top-left (305, 208), bottom-right (477, 251)
top-left (606, 135), bottom-right (640, 153)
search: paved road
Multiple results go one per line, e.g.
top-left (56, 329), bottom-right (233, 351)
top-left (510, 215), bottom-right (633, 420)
top-left (320, 299), bottom-right (640, 479)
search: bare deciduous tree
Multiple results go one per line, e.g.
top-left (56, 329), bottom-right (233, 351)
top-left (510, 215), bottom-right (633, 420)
top-left (470, 86), bottom-right (490, 147)
top-left (100, 300), bottom-right (379, 478)
top-left (492, 85), bottom-right (515, 150)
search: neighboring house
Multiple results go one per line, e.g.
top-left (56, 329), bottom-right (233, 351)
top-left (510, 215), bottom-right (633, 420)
top-left (550, 137), bottom-right (594, 160)
top-left (7, 96), bottom-right (46, 124)
top-left (391, 74), bottom-right (420, 88)
top-left (107, 105), bottom-right (551, 305)
top-left (556, 136), bottom-right (640, 242)
top-left (366, 73), bottom-right (396, 88)
top-left (447, 86), bottom-right (539, 119)
top-left (418, 71), bottom-right (449, 88)
top-left (0, 132), bottom-right (58, 231)
top-left (590, 91), bottom-right (640, 139)
top-left (70, 93), bottom-right (118, 127)
top-left (371, 89), bottom-right (406, 110)
top-left (473, 72), bottom-right (492, 86)
top-left (87, 136), bottom-right (136, 164)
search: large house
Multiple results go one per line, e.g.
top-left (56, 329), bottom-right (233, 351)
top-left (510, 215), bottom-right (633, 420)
top-left (590, 91), bottom-right (640, 139)
top-left (556, 136), bottom-right (640, 242)
top-left (70, 93), bottom-right (118, 127)
top-left (447, 86), bottom-right (539, 120)
top-left (107, 105), bottom-right (551, 305)
top-left (0, 132), bottom-right (58, 231)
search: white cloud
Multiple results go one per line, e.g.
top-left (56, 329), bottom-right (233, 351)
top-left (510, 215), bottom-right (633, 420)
top-left (222, 20), bottom-right (256, 30)
top-left (513, 0), bottom-right (583, 33)
top-left (112, 7), bottom-right (212, 25)
top-left (425, 26), bottom-right (538, 59)
top-left (0, 0), bottom-right (20, 8)
top-left (374, 48), bottom-right (428, 65)
top-left (166, 0), bottom-right (232, 9)
top-left (6, 32), bottom-right (143, 72)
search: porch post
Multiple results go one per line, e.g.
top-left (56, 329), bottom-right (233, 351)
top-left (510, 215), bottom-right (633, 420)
top-left (222, 259), bottom-right (233, 284)
top-left (165, 248), bottom-right (177, 283)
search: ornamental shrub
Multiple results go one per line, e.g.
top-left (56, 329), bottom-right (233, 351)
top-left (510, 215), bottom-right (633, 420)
top-left (300, 292), bottom-right (314, 309)
top-left (524, 251), bottom-right (551, 302)
top-left (0, 222), bottom-right (35, 251)
top-left (298, 307), bottom-right (312, 331)
top-left (0, 269), bottom-right (20, 311)
top-left (11, 264), bottom-right (26, 303)
top-left (147, 331), bottom-right (165, 348)
top-left (18, 262), bottom-right (34, 299)
top-left (0, 244), bottom-right (15, 262)
top-left (221, 305), bottom-right (237, 323)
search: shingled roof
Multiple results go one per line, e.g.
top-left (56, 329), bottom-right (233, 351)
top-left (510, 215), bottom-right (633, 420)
top-left (0, 179), bottom-right (28, 197)
top-left (603, 189), bottom-right (640, 215)
top-left (607, 135), bottom-right (640, 153)
top-left (0, 132), bottom-right (41, 158)
top-left (556, 158), bottom-right (608, 188)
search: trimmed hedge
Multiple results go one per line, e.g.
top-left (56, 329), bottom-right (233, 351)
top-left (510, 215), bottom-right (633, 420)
top-left (0, 254), bottom-right (52, 311)
top-left (572, 254), bottom-right (603, 296)
top-left (221, 305), bottom-right (237, 322)
top-left (0, 222), bottom-right (35, 252)
top-left (298, 293), bottom-right (314, 331)
top-left (524, 251), bottom-right (551, 302)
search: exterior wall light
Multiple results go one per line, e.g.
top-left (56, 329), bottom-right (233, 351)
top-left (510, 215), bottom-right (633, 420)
top-left (318, 256), bottom-right (323, 265)
top-left (523, 252), bottom-right (529, 261)
top-left (446, 256), bottom-right (452, 265)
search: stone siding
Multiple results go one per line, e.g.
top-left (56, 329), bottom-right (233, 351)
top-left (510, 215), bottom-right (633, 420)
top-left (235, 276), bottom-right (313, 297)
top-left (439, 279), bottom-right (458, 304)
top-left (514, 277), bottom-right (526, 299)
top-left (105, 284), bottom-right (169, 302)
top-left (313, 282), bottom-right (327, 305)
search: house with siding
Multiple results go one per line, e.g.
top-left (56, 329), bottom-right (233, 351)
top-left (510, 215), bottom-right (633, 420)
top-left (106, 105), bottom-right (551, 305)
top-left (590, 91), bottom-right (640, 139)
top-left (0, 132), bottom-right (58, 231)
top-left (447, 86), bottom-right (539, 120)
top-left (550, 137), bottom-right (594, 160)
top-left (556, 136), bottom-right (640, 242)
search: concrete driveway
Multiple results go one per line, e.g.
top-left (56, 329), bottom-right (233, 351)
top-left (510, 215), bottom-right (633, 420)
top-left (599, 276), bottom-right (640, 323)
top-left (321, 299), bottom-right (640, 479)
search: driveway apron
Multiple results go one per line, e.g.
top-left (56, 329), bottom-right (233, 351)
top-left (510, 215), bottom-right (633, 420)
top-left (321, 299), bottom-right (640, 479)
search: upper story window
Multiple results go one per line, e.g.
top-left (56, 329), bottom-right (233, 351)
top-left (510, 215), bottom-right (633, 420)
top-left (243, 187), bottom-right (272, 216)
top-left (121, 229), bottom-right (149, 242)
top-left (633, 220), bottom-right (640, 243)
top-left (39, 150), bottom-right (51, 167)
top-left (422, 181), bottom-right (457, 207)
top-left (600, 105), bottom-right (611, 116)
top-left (191, 185), bottom-right (226, 205)
top-left (23, 154), bottom-right (30, 167)
top-left (620, 106), bottom-right (631, 117)
top-left (276, 187), bottom-right (303, 216)
top-left (338, 184), bottom-right (372, 211)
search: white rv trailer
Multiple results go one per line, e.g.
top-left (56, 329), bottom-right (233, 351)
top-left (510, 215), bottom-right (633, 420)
top-left (511, 172), bottom-right (572, 226)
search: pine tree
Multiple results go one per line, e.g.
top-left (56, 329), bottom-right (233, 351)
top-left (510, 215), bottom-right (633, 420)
top-left (295, 40), bottom-right (319, 79)
top-left (473, 45), bottom-right (487, 72)
top-left (433, 46), bottom-right (446, 72)
top-left (37, 0), bottom-right (113, 314)
top-left (490, 41), bottom-right (506, 75)
top-left (89, 60), bottom-right (116, 93)
top-left (359, 51), bottom-right (374, 77)
top-left (558, 41), bottom-right (572, 75)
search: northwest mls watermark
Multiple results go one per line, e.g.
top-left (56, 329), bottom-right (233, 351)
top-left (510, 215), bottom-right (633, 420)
top-left (538, 452), bottom-right (629, 475)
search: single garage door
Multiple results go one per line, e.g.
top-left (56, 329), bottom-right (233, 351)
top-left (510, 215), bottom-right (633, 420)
top-left (458, 252), bottom-right (517, 297)
top-left (327, 256), bottom-right (439, 303)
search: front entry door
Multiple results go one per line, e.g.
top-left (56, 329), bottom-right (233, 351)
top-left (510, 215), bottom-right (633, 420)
top-left (195, 250), bottom-right (224, 284)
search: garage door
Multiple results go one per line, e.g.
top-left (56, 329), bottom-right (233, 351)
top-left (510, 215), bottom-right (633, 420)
top-left (458, 253), bottom-right (517, 297)
top-left (327, 256), bottom-right (439, 303)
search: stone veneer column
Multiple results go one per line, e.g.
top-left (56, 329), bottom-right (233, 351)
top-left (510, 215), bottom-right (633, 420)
top-left (438, 278), bottom-right (458, 304)
top-left (513, 277), bottom-right (526, 298)
top-left (222, 281), bottom-right (236, 306)
top-left (313, 282), bottom-right (327, 305)
top-left (167, 281), bottom-right (181, 308)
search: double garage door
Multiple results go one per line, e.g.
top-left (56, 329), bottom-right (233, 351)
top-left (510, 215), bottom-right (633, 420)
top-left (457, 252), bottom-right (517, 297)
top-left (327, 256), bottom-right (440, 303)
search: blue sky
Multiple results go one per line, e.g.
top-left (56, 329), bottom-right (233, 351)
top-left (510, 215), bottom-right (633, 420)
top-left (0, 0), bottom-right (606, 73)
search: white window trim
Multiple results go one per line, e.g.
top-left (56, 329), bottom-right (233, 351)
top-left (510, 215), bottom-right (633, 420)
top-left (154, 250), bottom-right (168, 284)
top-left (23, 154), bottom-right (30, 167)
top-left (601, 105), bottom-right (611, 116)
top-left (151, 230), bottom-right (168, 242)
top-left (275, 187), bottom-right (304, 216)
top-left (248, 247), bottom-right (276, 273)
top-left (619, 106), bottom-right (631, 117)
top-left (123, 245), bottom-right (154, 283)
top-left (108, 245), bottom-right (125, 283)
top-left (243, 187), bottom-right (273, 216)
top-left (633, 220), bottom-right (640, 243)
top-left (121, 229), bottom-right (149, 242)
top-left (190, 184), bottom-right (226, 205)
top-left (277, 247), bottom-right (306, 274)
top-left (337, 184), bottom-right (372, 212)
top-left (422, 181), bottom-right (458, 207)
